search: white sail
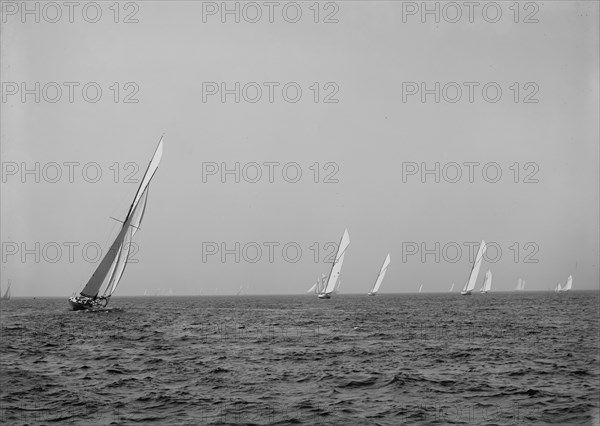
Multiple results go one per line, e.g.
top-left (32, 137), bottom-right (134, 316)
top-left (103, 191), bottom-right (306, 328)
top-left (555, 283), bottom-right (562, 293)
top-left (127, 137), bottom-right (163, 219)
top-left (563, 275), bottom-right (572, 291)
top-left (307, 281), bottom-right (318, 294)
top-left (418, 284), bottom-right (423, 293)
top-left (335, 279), bottom-right (342, 294)
top-left (370, 254), bottom-right (390, 295)
top-left (321, 229), bottom-right (350, 295)
top-left (461, 240), bottom-right (487, 294)
top-left (480, 269), bottom-right (492, 292)
top-left (1, 280), bottom-right (10, 299)
top-left (515, 278), bottom-right (522, 291)
top-left (449, 283), bottom-right (454, 292)
top-left (78, 138), bottom-right (162, 300)
top-left (522, 280), bottom-right (526, 291)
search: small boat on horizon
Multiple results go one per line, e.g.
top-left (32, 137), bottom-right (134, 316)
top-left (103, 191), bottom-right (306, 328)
top-left (318, 228), bottom-right (350, 299)
top-left (461, 240), bottom-right (486, 295)
top-left (556, 275), bottom-right (573, 293)
top-left (1, 279), bottom-right (11, 300)
top-left (367, 253), bottom-right (390, 296)
top-left (479, 269), bottom-right (492, 294)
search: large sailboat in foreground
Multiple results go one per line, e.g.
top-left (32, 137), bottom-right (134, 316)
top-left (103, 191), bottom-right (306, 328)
top-left (68, 136), bottom-right (164, 310)
top-left (318, 229), bottom-right (350, 299)
top-left (479, 269), bottom-right (492, 293)
top-left (461, 240), bottom-right (486, 295)
top-left (368, 254), bottom-right (390, 296)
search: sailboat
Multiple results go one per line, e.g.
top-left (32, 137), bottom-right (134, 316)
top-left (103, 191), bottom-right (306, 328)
top-left (449, 283), bottom-right (454, 292)
top-left (318, 229), bottom-right (350, 299)
top-left (556, 275), bottom-right (572, 293)
top-left (307, 274), bottom-right (326, 294)
top-left (418, 284), bottom-right (423, 293)
top-left (367, 254), bottom-right (390, 296)
top-left (479, 269), bottom-right (492, 293)
top-left (1, 279), bottom-right (11, 300)
top-left (461, 240), bottom-right (486, 295)
top-left (515, 278), bottom-right (525, 291)
top-left (68, 136), bottom-right (164, 310)
top-left (562, 275), bottom-right (573, 292)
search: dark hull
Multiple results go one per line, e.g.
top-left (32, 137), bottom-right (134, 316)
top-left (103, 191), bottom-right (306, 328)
top-left (318, 293), bottom-right (331, 299)
top-left (68, 298), bottom-right (91, 311)
top-left (68, 295), bottom-right (108, 310)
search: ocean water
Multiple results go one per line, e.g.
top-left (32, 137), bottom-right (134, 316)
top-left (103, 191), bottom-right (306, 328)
top-left (1, 292), bottom-right (599, 425)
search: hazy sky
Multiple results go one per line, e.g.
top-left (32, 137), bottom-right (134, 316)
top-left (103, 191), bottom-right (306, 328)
top-left (1, 1), bottom-right (598, 296)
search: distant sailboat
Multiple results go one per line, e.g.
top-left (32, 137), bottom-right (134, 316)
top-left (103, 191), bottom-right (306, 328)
top-left (334, 279), bottom-right (342, 294)
top-left (479, 269), bottom-right (492, 293)
top-left (318, 229), bottom-right (350, 299)
top-left (418, 284), bottom-right (423, 293)
top-left (563, 275), bottom-right (573, 292)
top-left (557, 275), bottom-right (572, 293)
top-left (367, 254), bottom-right (390, 296)
top-left (68, 136), bottom-right (164, 310)
top-left (515, 278), bottom-right (525, 291)
top-left (307, 274), bottom-right (326, 294)
top-left (1, 279), bottom-right (11, 300)
top-left (449, 283), bottom-right (454, 292)
top-left (461, 240), bottom-right (486, 295)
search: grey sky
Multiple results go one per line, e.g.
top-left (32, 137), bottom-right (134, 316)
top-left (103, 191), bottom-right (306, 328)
top-left (1, 1), bottom-right (598, 296)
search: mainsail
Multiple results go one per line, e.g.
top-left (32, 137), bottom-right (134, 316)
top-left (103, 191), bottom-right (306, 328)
top-left (369, 254), bottom-right (390, 295)
top-left (320, 229), bottom-right (350, 296)
top-left (449, 283), bottom-right (454, 292)
top-left (72, 137), bottom-right (163, 307)
top-left (461, 240), bottom-right (487, 294)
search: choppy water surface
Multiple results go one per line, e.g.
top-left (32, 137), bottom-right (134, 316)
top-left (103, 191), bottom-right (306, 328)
top-left (1, 292), bottom-right (599, 425)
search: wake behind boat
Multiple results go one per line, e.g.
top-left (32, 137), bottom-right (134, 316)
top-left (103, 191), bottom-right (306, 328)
top-left (461, 240), bottom-right (486, 295)
top-left (68, 136), bottom-right (164, 310)
top-left (318, 228), bottom-right (349, 299)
